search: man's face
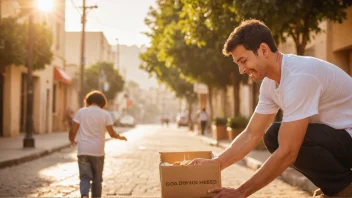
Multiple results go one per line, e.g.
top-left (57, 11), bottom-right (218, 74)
top-left (230, 45), bottom-right (267, 82)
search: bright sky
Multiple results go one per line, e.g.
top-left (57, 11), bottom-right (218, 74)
top-left (65, 0), bottom-right (156, 46)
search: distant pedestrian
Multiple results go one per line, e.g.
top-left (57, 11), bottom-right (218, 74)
top-left (69, 90), bottom-right (127, 198)
top-left (199, 108), bottom-right (208, 135)
top-left (164, 115), bottom-right (170, 127)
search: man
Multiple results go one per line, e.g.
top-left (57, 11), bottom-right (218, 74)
top-left (190, 19), bottom-right (352, 198)
top-left (199, 108), bottom-right (208, 135)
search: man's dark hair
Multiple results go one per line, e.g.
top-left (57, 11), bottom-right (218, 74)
top-left (223, 19), bottom-right (277, 56)
top-left (84, 90), bottom-right (108, 108)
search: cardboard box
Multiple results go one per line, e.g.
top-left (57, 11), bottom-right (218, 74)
top-left (159, 151), bottom-right (221, 198)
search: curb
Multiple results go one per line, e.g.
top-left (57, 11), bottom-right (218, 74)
top-left (199, 135), bottom-right (317, 195)
top-left (0, 143), bottom-right (71, 169)
top-left (0, 136), bottom-right (118, 169)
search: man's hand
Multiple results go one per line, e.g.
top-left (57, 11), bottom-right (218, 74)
top-left (189, 158), bottom-right (218, 166)
top-left (209, 187), bottom-right (246, 198)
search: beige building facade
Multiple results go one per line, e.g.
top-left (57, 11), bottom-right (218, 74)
top-left (64, 31), bottom-right (117, 115)
top-left (65, 32), bottom-right (116, 68)
top-left (280, 7), bottom-right (352, 76)
top-left (1, 0), bottom-right (73, 137)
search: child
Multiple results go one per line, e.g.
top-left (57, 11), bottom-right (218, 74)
top-left (69, 90), bottom-right (127, 198)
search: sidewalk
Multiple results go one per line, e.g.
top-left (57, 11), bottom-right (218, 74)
top-left (196, 131), bottom-right (317, 195)
top-left (0, 128), bottom-right (130, 169)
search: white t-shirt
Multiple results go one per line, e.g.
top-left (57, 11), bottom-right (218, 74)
top-left (73, 105), bottom-right (114, 156)
top-left (255, 54), bottom-right (352, 137)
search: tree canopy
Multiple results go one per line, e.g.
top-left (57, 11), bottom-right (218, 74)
top-left (0, 17), bottom-right (53, 70)
top-left (234, 0), bottom-right (352, 55)
top-left (84, 62), bottom-right (125, 101)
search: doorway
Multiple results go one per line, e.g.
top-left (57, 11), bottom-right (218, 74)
top-left (0, 73), bottom-right (3, 136)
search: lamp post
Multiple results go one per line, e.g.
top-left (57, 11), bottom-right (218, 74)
top-left (23, 10), bottom-right (35, 148)
top-left (23, 0), bottom-right (54, 148)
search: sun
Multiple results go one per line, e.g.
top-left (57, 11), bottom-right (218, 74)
top-left (36, 0), bottom-right (54, 12)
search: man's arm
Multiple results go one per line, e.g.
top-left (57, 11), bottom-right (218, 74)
top-left (236, 117), bottom-right (309, 197)
top-left (215, 112), bottom-right (276, 170)
top-left (69, 122), bottom-right (80, 146)
top-left (106, 125), bottom-right (127, 141)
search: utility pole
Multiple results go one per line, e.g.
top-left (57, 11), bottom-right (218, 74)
top-left (115, 38), bottom-right (119, 70)
top-left (23, 12), bottom-right (34, 148)
top-left (79, 0), bottom-right (97, 106)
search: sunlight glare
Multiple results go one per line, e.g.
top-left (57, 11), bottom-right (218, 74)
top-left (36, 0), bottom-right (54, 12)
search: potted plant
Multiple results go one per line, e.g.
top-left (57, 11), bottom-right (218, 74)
top-left (212, 117), bottom-right (228, 140)
top-left (227, 116), bottom-right (248, 141)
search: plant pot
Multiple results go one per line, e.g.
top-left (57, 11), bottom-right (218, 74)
top-left (212, 124), bottom-right (227, 140)
top-left (227, 128), bottom-right (243, 141)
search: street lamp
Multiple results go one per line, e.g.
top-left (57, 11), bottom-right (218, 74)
top-left (23, 0), bottom-right (54, 148)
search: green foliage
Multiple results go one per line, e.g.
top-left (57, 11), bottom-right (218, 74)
top-left (178, 0), bottom-right (245, 115)
top-left (140, 47), bottom-right (197, 102)
top-left (234, 0), bottom-right (352, 55)
top-left (214, 117), bottom-right (227, 126)
top-left (30, 21), bottom-right (54, 70)
top-left (227, 116), bottom-right (249, 129)
top-left (178, 0), bottom-right (241, 87)
top-left (0, 17), bottom-right (53, 70)
top-left (84, 62), bottom-right (124, 101)
top-left (0, 17), bottom-right (26, 69)
top-left (140, 1), bottom-right (197, 102)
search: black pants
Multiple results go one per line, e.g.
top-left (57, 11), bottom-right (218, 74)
top-left (200, 121), bottom-right (207, 135)
top-left (264, 123), bottom-right (352, 196)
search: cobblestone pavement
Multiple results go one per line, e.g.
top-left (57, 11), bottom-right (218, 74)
top-left (0, 125), bottom-right (310, 197)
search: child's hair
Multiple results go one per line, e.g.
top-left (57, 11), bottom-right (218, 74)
top-left (84, 90), bottom-right (108, 108)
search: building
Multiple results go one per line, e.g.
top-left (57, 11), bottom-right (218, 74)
top-left (65, 31), bottom-right (116, 68)
top-left (1, 0), bottom-right (72, 137)
top-left (280, 7), bottom-right (352, 76)
top-left (64, 31), bottom-right (117, 111)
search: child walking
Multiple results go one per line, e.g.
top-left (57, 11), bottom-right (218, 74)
top-left (69, 90), bottom-right (127, 198)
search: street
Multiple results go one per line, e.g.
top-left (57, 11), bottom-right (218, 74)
top-left (0, 125), bottom-right (309, 197)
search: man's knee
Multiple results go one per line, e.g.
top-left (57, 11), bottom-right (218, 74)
top-left (263, 122), bottom-right (281, 153)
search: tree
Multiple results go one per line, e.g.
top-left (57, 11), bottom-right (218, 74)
top-left (84, 62), bottom-right (124, 101)
top-left (234, 0), bottom-right (352, 55)
top-left (179, 0), bottom-right (246, 116)
top-left (0, 17), bottom-right (53, 71)
top-left (140, 45), bottom-right (197, 130)
top-left (143, 0), bottom-right (242, 122)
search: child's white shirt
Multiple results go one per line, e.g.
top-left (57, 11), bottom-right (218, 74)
top-left (73, 105), bottom-right (113, 156)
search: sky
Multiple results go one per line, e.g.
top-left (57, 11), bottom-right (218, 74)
top-left (65, 0), bottom-right (156, 46)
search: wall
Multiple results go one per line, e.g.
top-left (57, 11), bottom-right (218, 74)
top-left (65, 32), bottom-right (115, 68)
top-left (239, 83), bottom-right (251, 118)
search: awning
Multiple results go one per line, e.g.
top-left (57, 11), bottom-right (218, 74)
top-left (54, 66), bottom-right (72, 84)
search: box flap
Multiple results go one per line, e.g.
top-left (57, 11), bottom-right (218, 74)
top-left (159, 151), bottom-right (212, 163)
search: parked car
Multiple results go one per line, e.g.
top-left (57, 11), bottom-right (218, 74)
top-left (176, 114), bottom-right (188, 127)
top-left (109, 111), bottom-right (121, 126)
top-left (119, 115), bottom-right (136, 127)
